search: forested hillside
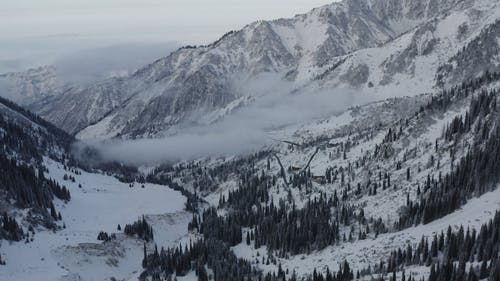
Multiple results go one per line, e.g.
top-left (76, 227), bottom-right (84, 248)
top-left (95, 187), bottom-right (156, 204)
top-left (0, 95), bottom-right (74, 241)
top-left (140, 72), bottom-right (500, 281)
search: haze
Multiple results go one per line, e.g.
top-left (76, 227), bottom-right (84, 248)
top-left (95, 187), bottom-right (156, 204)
top-left (79, 75), bottom-right (363, 165)
top-left (0, 0), bottom-right (333, 73)
top-left (2, 0), bottom-right (347, 165)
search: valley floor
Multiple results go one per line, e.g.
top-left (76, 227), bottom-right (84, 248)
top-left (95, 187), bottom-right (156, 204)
top-left (0, 158), bottom-right (190, 281)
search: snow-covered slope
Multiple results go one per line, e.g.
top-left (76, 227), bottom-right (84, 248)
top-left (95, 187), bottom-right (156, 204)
top-left (0, 158), bottom-right (189, 281)
top-left (0, 93), bottom-right (194, 281)
top-left (2, 2), bottom-right (500, 278)
top-left (310, 0), bottom-right (500, 98)
top-left (232, 185), bottom-right (500, 278)
top-left (23, 0), bottom-right (500, 140)
top-left (3, 69), bottom-right (499, 281)
top-left (140, 72), bottom-right (500, 280)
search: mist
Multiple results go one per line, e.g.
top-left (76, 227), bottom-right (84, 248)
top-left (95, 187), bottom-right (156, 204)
top-left (78, 75), bottom-right (364, 166)
top-left (1, 0), bottom-right (334, 74)
top-left (2, 0), bottom-right (346, 166)
top-left (53, 43), bottom-right (180, 84)
top-left (0, 42), bottom-right (179, 106)
top-left (0, 41), bottom-right (179, 81)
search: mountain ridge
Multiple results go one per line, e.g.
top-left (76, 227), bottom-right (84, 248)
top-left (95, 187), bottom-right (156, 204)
top-left (2, 0), bottom-right (499, 142)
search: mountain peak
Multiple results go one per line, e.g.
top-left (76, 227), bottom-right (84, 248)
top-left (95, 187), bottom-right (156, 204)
top-left (3, 0), bottom-right (498, 141)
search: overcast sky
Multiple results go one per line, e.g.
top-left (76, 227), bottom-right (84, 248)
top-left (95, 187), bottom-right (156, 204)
top-left (0, 0), bottom-right (333, 73)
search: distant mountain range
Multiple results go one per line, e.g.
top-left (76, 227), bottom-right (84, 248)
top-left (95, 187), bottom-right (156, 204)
top-left (1, 0), bottom-right (499, 141)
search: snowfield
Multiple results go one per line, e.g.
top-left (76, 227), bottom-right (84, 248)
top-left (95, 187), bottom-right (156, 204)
top-left (232, 184), bottom-right (500, 278)
top-left (0, 158), bottom-right (189, 281)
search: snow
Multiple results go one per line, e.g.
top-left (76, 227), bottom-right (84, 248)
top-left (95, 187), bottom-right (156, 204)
top-left (271, 10), bottom-right (330, 82)
top-left (225, 83), bottom-right (498, 279)
top-left (233, 185), bottom-right (500, 278)
top-left (2, 1), bottom-right (500, 280)
top-left (0, 158), bottom-right (189, 281)
top-left (312, 0), bottom-right (500, 106)
top-left (76, 114), bottom-right (123, 140)
top-left (0, 65), bottom-right (63, 106)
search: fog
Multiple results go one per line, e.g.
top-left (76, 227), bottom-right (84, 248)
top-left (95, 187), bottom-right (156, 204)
top-left (1, 0), bottom-right (348, 166)
top-left (0, 0), bottom-right (333, 73)
top-left (78, 74), bottom-right (362, 166)
top-left (53, 43), bottom-right (180, 84)
top-left (0, 42), bottom-right (179, 106)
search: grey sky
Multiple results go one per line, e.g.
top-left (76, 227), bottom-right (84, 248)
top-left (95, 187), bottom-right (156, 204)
top-left (0, 0), bottom-right (333, 73)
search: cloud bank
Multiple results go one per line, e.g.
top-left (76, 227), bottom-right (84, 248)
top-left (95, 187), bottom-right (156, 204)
top-left (77, 74), bottom-right (363, 166)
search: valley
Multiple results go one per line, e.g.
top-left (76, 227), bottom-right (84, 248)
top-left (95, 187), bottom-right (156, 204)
top-left (0, 1), bottom-right (499, 281)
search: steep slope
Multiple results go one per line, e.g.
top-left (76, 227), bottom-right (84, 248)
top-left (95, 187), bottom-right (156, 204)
top-left (27, 0), bottom-right (488, 139)
top-left (140, 71), bottom-right (500, 281)
top-left (1, 0), bottom-right (500, 276)
top-left (437, 17), bottom-right (500, 86)
top-left (303, 0), bottom-right (500, 105)
top-left (0, 97), bottom-right (192, 281)
top-left (0, 96), bottom-right (74, 241)
top-left (0, 95), bottom-right (73, 162)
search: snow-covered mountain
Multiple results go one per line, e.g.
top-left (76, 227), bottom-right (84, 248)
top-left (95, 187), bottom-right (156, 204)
top-left (19, 0), bottom-right (498, 139)
top-left (1, 1), bottom-right (500, 280)
top-left (2, 67), bottom-right (500, 281)
top-left (138, 70), bottom-right (500, 281)
top-left (0, 95), bottom-right (191, 281)
top-left (0, 65), bottom-right (64, 106)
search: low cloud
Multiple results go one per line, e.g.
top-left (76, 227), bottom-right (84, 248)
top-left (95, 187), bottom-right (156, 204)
top-left (78, 74), bottom-right (363, 165)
